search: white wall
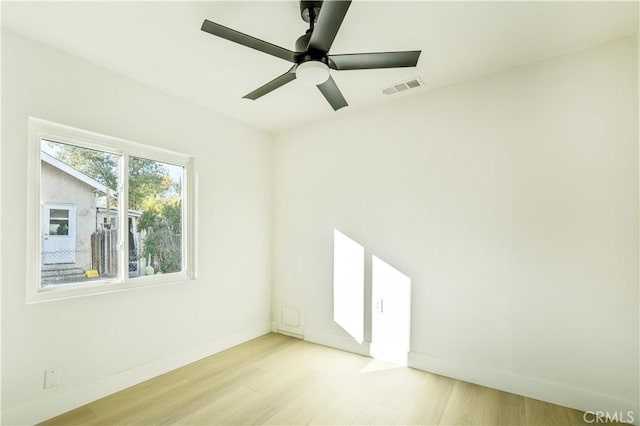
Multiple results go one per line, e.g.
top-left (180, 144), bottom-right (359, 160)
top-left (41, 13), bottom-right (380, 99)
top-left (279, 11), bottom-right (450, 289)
top-left (273, 36), bottom-right (638, 416)
top-left (1, 30), bottom-right (272, 425)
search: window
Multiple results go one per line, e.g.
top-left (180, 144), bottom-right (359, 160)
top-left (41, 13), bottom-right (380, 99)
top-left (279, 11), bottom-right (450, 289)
top-left (28, 118), bottom-right (194, 302)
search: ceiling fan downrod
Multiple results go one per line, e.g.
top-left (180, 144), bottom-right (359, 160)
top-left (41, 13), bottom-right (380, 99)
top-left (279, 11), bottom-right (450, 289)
top-left (300, 1), bottom-right (322, 25)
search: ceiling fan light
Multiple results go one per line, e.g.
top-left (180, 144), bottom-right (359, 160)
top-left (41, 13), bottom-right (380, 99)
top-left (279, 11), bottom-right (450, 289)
top-left (296, 60), bottom-right (330, 85)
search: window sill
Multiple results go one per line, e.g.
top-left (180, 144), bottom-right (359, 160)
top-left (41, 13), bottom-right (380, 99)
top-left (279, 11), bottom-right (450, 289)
top-left (27, 272), bottom-right (194, 303)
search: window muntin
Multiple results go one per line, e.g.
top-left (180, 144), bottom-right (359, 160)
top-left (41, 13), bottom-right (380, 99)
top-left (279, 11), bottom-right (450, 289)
top-left (29, 118), bottom-right (194, 302)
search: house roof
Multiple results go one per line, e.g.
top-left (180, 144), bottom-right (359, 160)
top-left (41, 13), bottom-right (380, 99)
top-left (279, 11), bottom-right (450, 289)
top-left (97, 206), bottom-right (142, 218)
top-left (41, 151), bottom-right (114, 195)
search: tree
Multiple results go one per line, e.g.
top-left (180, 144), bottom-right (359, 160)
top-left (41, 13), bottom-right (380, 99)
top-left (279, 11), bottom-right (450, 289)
top-left (50, 142), bottom-right (172, 210)
top-left (138, 198), bottom-right (182, 273)
top-left (128, 157), bottom-right (171, 210)
top-left (53, 143), bottom-right (118, 190)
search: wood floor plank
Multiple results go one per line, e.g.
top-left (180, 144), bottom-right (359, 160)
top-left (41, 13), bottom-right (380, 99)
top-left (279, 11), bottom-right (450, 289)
top-left (219, 370), bottom-right (323, 424)
top-left (174, 385), bottom-right (265, 425)
top-left (482, 387), bottom-right (526, 425)
top-left (396, 372), bottom-right (455, 425)
top-left (37, 333), bottom-right (599, 426)
top-left (214, 393), bottom-right (277, 425)
top-left (352, 401), bottom-right (401, 425)
top-left (262, 377), bottom-right (337, 425)
top-left (525, 398), bottom-right (589, 426)
top-left (308, 391), bottom-right (370, 425)
top-left (84, 378), bottom-right (192, 425)
top-left (40, 406), bottom-right (97, 426)
top-left (438, 380), bottom-right (489, 425)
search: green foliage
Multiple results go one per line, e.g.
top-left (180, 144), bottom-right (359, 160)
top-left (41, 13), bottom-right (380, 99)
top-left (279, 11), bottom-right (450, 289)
top-left (138, 199), bottom-right (182, 273)
top-left (128, 157), bottom-right (172, 210)
top-left (53, 143), bottom-right (119, 191)
top-left (51, 143), bottom-right (172, 210)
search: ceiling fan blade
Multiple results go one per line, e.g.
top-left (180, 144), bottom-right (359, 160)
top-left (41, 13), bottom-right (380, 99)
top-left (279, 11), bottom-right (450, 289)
top-left (317, 75), bottom-right (348, 111)
top-left (201, 19), bottom-right (297, 63)
top-left (243, 66), bottom-right (297, 100)
top-left (328, 51), bottom-right (421, 70)
top-left (308, 1), bottom-right (352, 53)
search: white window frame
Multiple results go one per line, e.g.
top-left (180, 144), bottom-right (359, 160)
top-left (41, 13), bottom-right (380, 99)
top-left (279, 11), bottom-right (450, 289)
top-left (27, 117), bottom-right (196, 303)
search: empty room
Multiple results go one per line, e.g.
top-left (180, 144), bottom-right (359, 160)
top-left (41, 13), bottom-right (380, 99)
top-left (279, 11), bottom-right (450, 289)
top-left (1, 1), bottom-right (638, 425)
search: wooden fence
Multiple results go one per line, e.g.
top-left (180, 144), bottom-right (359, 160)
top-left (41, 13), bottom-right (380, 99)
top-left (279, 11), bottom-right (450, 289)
top-left (91, 229), bottom-right (118, 277)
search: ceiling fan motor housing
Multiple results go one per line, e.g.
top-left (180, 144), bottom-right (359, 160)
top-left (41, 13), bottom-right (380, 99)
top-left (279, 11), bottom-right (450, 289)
top-left (295, 32), bottom-right (312, 53)
top-left (295, 33), bottom-right (328, 64)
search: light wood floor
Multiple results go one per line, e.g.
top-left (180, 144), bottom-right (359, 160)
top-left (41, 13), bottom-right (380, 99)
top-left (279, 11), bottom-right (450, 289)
top-left (40, 333), bottom-right (609, 425)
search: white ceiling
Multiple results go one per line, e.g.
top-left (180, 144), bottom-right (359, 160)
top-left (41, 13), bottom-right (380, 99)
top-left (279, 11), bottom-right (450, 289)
top-left (2, 1), bottom-right (638, 133)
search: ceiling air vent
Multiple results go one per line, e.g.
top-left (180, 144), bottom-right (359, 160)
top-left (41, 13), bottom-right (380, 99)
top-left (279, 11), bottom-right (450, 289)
top-left (382, 77), bottom-right (425, 95)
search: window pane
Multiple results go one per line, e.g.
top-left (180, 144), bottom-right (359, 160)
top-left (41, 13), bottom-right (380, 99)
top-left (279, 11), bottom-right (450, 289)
top-left (40, 140), bottom-right (121, 287)
top-left (129, 157), bottom-right (183, 278)
top-left (49, 209), bottom-right (70, 235)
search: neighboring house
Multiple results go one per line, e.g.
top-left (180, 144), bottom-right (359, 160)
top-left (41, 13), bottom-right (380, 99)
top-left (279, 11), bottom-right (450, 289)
top-left (41, 152), bottom-right (140, 281)
top-left (96, 206), bottom-right (142, 234)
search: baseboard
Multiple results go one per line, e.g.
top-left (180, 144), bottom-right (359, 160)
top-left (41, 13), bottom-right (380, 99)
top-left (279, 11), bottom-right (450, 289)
top-left (304, 329), bottom-right (370, 357)
top-left (2, 322), bottom-right (272, 426)
top-left (277, 329), bottom-right (304, 339)
top-left (408, 350), bottom-right (639, 425)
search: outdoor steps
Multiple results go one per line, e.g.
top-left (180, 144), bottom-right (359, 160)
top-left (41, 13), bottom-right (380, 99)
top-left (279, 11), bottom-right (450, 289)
top-left (41, 267), bottom-right (86, 283)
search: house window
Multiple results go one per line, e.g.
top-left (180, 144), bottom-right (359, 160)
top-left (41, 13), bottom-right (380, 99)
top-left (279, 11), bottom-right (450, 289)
top-left (28, 118), bottom-right (194, 302)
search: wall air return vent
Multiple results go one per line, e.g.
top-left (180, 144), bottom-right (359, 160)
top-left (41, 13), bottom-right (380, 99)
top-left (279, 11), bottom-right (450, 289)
top-left (382, 77), bottom-right (425, 95)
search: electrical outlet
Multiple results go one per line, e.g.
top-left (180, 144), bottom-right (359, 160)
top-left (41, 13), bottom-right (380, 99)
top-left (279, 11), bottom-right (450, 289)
top-left (44, 369), bottom-right (61, 389)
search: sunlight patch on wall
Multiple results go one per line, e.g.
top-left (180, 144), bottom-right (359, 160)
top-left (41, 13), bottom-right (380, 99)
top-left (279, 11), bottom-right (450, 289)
top-left (333, 229), bottom-right (365, 344)
top-left (371, 255), bottom-right (412, 366)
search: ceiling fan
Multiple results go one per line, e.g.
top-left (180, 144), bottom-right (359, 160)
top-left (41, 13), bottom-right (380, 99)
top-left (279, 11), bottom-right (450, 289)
top-left (201, 0), bottom-right (421, 111)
